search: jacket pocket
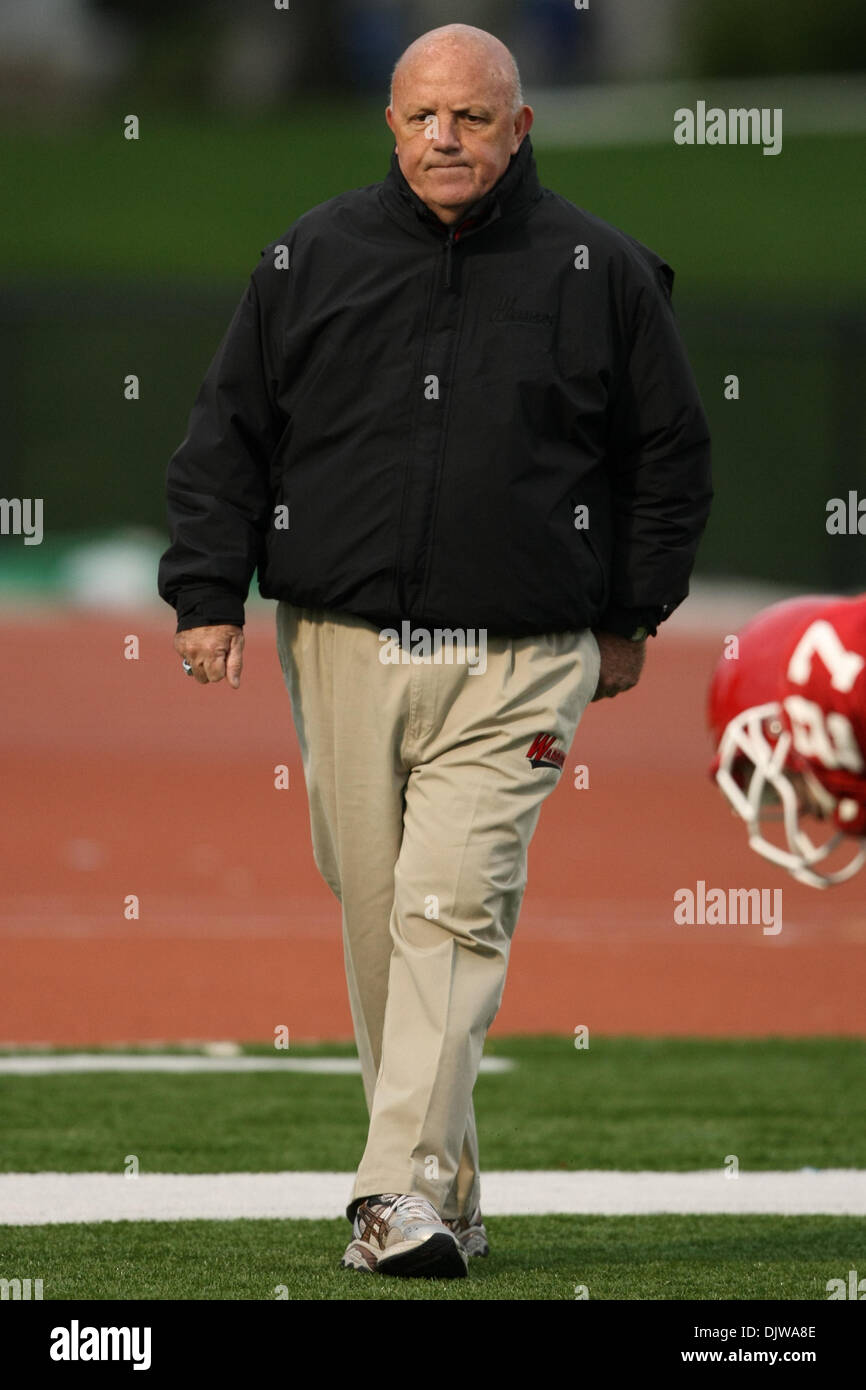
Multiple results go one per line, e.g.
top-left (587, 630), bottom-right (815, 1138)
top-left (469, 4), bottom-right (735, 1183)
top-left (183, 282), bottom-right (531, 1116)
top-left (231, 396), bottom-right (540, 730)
top-left (569, 495), bottom-right (609, 615)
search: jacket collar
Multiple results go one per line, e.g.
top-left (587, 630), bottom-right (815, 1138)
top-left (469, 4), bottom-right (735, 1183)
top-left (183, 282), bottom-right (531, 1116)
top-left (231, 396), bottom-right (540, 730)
top-left (380, 134), bottom-right (541, 241)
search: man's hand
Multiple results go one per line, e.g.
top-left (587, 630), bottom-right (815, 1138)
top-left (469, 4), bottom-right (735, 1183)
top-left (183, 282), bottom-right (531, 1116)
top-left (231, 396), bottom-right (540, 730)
top-left (174, 625), bottom-right (245, 688)
top-left (591, 629), bottom-right (646, 701)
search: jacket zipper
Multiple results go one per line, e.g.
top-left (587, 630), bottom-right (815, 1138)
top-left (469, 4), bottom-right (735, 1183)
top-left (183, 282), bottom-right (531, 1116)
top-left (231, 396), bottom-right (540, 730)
top-left (418, 210), bottom-right (500, 613)
top-left (443, 214), bottom-right (481, 289)
top-left (444, 230), bottom-right (457, 289)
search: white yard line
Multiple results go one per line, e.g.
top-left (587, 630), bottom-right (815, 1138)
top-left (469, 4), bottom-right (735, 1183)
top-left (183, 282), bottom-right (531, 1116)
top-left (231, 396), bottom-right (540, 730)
top-left (1, 1170), bottom-right (864, 1226)
top-left (0, 1055), bottom-right (513, 1076)
top-left (530, 75), bottom-right (866, 147)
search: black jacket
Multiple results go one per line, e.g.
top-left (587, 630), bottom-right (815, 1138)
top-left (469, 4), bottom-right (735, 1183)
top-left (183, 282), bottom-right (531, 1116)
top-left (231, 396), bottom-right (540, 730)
top-left (158, 136), bottom-right (712, 638)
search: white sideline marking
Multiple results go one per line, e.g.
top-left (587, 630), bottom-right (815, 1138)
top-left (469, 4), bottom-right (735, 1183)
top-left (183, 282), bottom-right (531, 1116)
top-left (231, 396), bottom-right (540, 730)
top-left (1, 1170), bottom-right (864, 1226)
top-left (0, 1055), bottom-right (514, 1076)
top-left (530, 75), bottom-right (866, 147)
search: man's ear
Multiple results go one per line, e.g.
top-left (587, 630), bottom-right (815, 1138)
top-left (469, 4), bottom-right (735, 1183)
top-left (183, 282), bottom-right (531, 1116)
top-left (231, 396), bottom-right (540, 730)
top-left (514, 105), bottom-right (534, 149)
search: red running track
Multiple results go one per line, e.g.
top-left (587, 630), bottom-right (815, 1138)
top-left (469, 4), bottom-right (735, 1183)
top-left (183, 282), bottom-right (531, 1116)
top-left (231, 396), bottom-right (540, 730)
top-left (2, 608), bottom-right (864, 1043)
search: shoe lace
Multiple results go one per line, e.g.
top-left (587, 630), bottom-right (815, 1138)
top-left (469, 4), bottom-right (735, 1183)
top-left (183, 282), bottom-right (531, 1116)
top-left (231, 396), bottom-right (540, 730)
top-left (370, 1192), bottom-right (438, 1225)
top-left (356, 1192), bottom-right (435, 1247)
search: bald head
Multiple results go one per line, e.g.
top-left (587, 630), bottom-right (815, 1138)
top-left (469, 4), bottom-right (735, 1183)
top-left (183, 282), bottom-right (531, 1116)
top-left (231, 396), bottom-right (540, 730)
top-left (390, 24), bottom-right (523, 115)
top-left (385, 25), bottom-right (533, 226)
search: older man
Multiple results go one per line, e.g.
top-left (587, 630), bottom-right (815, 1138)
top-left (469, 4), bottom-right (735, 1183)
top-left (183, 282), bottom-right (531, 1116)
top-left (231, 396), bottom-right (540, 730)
top-left (159, 24), bottom-right (712, 1279)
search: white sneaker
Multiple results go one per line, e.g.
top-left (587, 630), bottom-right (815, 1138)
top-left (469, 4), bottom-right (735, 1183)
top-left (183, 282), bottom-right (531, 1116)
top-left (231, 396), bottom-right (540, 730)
top-left (340, 1193), bottom-right (469, 1278)
top-left (443, 1206), bottom-right (490, 1258)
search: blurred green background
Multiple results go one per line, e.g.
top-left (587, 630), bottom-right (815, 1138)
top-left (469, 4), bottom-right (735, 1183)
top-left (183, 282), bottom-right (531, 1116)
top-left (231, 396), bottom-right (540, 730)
top-left (1, 0), bottom-right (864, 602)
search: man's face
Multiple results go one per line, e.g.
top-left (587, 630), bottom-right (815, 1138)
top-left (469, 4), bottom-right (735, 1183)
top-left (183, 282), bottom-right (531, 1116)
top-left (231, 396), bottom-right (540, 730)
top-left (386, 50), bottom-right (532, 226)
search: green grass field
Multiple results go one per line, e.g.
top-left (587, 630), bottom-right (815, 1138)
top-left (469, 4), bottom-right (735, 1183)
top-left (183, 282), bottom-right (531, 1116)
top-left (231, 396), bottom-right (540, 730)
top-left (3, 115), bottom-right (864, 302)
top-left (1, 1038), bottom-right (864, 1300)
top-left (3, 115), bottom-right (860, 584)
top-left (0, 1215), bottom-right (858, 1301)
top-left (2, 1037), bottom-right (865, 1172)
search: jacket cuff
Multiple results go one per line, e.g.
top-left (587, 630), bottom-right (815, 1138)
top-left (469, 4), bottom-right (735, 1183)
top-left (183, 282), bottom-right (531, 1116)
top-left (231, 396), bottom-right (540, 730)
top-left (596, 603), bottom-right (666, 640)
top-left (172, 587), bottom-right (246, 633)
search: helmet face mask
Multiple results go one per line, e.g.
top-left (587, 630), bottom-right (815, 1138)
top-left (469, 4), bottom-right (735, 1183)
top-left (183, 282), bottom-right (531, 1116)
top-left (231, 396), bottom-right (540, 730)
top-left (709, 599), bottom-right (866, 889)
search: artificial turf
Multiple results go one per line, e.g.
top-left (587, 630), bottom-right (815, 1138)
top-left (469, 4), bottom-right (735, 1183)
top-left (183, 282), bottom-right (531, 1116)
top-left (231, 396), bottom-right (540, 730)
top-left (1, 1037), bottom-right (864, 1173)
top-left (0, 1214), bottom-right (858, 1300)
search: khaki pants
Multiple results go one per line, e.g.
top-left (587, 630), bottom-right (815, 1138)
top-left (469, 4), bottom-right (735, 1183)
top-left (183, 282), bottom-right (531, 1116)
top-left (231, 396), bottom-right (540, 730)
top-left (276, 603), bottom-right (600, 1220)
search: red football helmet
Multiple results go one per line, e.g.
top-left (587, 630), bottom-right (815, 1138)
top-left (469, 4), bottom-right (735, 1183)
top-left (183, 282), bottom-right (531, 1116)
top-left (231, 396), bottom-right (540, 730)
top-left (708, 594), bottom-right (866, 887)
